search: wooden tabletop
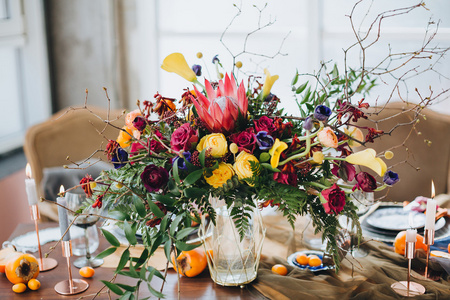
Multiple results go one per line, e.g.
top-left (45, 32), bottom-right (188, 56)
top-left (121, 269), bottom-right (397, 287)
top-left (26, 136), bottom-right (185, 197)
top-left (1, 223), bottom-right (265, 300)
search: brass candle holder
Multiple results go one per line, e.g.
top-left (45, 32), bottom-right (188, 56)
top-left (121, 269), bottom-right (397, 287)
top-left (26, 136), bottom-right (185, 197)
top-left (30, 204), bottom-right (58, 271)
top-left (391, 241), bottom-right (425, 296)
top-left (54, 240), bottom-right (89, 295)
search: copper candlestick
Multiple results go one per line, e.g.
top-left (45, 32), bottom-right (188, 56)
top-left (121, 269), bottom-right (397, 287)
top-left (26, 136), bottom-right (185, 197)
top-left (30, 204), bottom-right (58, 271)
top-left (424, 228), bottom-right (435, 279)
top-left (391, 242), bottom-right (425, 296)
top-left (54, 241), bottom-right (89, 295)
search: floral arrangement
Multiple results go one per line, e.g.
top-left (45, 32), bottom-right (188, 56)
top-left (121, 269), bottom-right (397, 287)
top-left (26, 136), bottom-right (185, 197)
top-left (80, 50), bottom-right (401, 281)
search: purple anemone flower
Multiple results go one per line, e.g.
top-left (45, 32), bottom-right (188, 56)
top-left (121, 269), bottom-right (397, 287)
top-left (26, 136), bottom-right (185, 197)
top-left (383, 170), bottom-right (399, 185)
top-left (112, 148), bottom-right (128, 169)
top-left (303, 116), bottom-right (314, 131)
top-left (255, 131), bottom-right (274, 150)
top-left (314, 105), bottom-right (332, 121)
top-left (173, 151), bottom-right (191, 171)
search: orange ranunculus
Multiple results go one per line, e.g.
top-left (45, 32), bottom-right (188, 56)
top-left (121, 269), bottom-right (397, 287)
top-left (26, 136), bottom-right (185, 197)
top-left (125, 109), bottom-right (142, 131)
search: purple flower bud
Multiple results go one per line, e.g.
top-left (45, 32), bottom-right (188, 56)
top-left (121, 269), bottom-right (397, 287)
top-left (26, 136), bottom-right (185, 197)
top-left (303, 117), bottom-right (313, 131)
top-left (111, 148), bottom-right (128, 169)
top-left (314, 105), bottom-right (332, 121)
top-left (383, 170), bottom-right (399, 186)
top-left (133, 116), bottom-right (147, 132)
top-left (192, 64), bottom-right (202, 76)
top-left (173, 151), bottom-right (191, 171)
top-left (212, 55), bottom-right (220, 64)
top-left (255, 131), bottom-right (274, 150)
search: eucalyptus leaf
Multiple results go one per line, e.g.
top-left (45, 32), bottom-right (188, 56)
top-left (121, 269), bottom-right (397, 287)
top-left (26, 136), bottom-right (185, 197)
top-left (95, 247), bottom-right (117, 259)
top-left (183, 169), bottom-right (204, 186)
top-left (116, 248), bottom-right (130, 273)
top-left (175, 241), bottom-right (200, 251)
top-left (101, 281), bottom-right (124, 295)
top-left (123, 221), bottom-right (137, 245)
top-left (133, 197), bottom-right (147, 218)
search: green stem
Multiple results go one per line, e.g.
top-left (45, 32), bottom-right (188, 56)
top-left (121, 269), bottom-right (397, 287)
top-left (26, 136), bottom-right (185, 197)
top-left (307, 182), bottom-right (328, 190)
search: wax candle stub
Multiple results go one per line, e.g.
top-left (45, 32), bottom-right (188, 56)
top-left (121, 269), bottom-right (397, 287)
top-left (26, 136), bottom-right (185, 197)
top-left (57, 198), bottom-right (71, 241)
top-left (406, 229), bottom-right (417, 242)
top-left (425, 199), bottom-right (437, 230)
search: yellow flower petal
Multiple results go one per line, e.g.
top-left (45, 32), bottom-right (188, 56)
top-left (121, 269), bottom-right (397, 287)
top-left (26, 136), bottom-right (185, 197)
top-left (262, 68), bottom-right (279, 98)
top-left (344, 126), bottom-right (364, 147)
top-left (161, 53), bottom-right (197, 82)
top-left (345, 148), bottom-right (387, 176)
top-left (269, 139), bottom-right (288, 168)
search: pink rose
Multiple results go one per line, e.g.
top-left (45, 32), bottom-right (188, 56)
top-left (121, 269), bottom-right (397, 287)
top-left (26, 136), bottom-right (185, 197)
top-left (321, 184), bottom-right (346, 215)
top-left (254, 116), bottom-right (276, 136)
top-left (170, 123), bottom-right (198, 152)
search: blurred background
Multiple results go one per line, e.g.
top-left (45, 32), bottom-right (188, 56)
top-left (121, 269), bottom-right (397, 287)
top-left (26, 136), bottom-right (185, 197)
top-left (0, 0), bottom-right (449, 240)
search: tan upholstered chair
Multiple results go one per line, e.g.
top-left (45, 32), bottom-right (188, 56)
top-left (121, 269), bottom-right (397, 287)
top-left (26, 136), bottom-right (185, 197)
top-left (360, 102), bottom-right (450, 204)
top-left (23, 107), bottom-right (125, 221)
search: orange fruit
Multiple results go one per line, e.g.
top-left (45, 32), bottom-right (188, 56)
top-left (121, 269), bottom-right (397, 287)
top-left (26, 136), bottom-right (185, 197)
top-left (271, 264), bottom-right (288, 276)
top-left (79, 266), bottom-right (95, 278)
top-left (308, 255), bottom-right (322, 267)
top-left (0, 248), bottom-right (19, 273)
top-left (448, 243), bottom-right (450, 253)
top-left (296, 253), bottom-right (309, 266)
top-left (12, 283), bottom-right (27, 293)
top-left (393, 230), bottom-right (427, 255)
top-left (27, 279), bottom-right (41, 290)
top-left (172, 248), bottom-right (207, 277)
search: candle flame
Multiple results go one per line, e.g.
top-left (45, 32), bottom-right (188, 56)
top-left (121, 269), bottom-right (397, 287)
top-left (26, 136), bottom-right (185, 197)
top-left (431, 180), bottom-right (435, 198)
top-left (25, 163), bottom-right (32, 179)
top-left (59, 185), bottom-right (65, 196)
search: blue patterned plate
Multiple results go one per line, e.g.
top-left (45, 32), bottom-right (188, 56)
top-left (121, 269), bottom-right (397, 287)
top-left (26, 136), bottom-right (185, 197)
top-left (287, 250), bottom-right (335, 272)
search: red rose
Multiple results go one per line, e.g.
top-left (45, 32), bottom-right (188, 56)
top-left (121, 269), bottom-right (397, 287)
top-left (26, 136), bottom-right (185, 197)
top-left (321, 184), bottom-right (346, 215)
top-left (254, 116), bottom-right (276, 136)
top-left (140, 164), bottom-right (169, 193)
top-left (229, 128), bottom-right (257, 153)
top-left (170, 123), bottom-right (198, 152)
top-left (354, 172), bottom-right (377, 192)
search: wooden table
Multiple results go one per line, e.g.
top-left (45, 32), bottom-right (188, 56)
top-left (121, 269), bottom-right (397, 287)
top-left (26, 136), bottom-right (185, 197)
top-left (0, 223), bottom-right (265, 299)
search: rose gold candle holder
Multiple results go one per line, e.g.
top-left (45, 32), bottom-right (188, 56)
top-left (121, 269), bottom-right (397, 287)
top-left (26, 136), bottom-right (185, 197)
top-left (54, 241), bottom-right (89, 295)
top-left (424, 228), bottom-right (435, 279)
top-left (391, 242), bottom-right (425, 296)
top-left (30, 204), bottom-right (58, 271)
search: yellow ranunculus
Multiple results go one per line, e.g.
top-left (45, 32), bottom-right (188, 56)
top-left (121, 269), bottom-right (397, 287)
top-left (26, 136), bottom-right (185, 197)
top-left (268, 139), bottom-right (288, 168)
top-left (161, 53), bottom-right (197, 82)
top-left (205, 163), bottom-right (235, 188)
top-left (233, 151), bottom-right (259, 182)
top-left (345, 148), bottom-right (387, 176)
top-left (344, 126), bottom-right (364, 147)
top-left (116, 126), bottom-right (133, 148)
top-left (196, 133), bottom-right (228, 158)
top-left (262, 68), bottom-right (279, 98)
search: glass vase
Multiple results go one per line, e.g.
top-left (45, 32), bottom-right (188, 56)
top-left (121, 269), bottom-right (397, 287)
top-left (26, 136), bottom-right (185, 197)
top-left (199, 197), bottom-right (266, 286)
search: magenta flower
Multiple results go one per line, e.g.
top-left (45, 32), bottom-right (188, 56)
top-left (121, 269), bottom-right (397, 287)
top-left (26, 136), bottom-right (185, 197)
top-left (354, 172), bottom-right (377, 192)
top-left (254, 116), bottom-right (276, 136)
top-left (170, 123), bottom-right (198, 152)
top-left (229, 128), bottom-right (257, 153)
top-left (140, 164), bottom-right (169, 193)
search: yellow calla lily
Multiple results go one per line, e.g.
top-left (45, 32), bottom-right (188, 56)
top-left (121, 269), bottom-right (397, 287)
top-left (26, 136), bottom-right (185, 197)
top-left (268, 139), bottom-right (288, 168)
top-left (161, 53), bottom-right (197, 82)
top-left (262, 68), bottom-right (279, 98)
top-left (345, 148), bottom-right (387, 176)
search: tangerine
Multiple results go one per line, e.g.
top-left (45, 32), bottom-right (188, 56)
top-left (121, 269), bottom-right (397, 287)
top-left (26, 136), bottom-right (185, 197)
top-left (27, 279), bottom-right (41, 290)
top-left (393, 231), bottom-right (427, 255)
top-left (79, 266), bottom-right (95, 278)
top-left (12, 283), bottom-right (27, 293)
top-left (271, 264), bottom-right (288, 276)
top-left (308, 255), bottom-right (322, 267)
top-left (448, 243), bottom-right (450, 253)
top-left (296, 254), bottom-right (309, 266)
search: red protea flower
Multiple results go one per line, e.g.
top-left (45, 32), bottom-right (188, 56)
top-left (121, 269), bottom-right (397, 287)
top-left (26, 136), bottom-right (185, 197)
top-left (80, 174), bottom-right (95, 197)
top-left (191, 74), bottom-right (248, 134)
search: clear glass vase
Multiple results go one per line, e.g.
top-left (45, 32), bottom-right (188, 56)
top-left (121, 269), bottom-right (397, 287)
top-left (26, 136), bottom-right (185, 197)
top-left (200, 197), bottom-right (266, 286)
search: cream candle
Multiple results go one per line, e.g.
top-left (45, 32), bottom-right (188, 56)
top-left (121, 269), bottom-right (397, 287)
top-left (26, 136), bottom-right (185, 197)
top-left (57, 186), bottom-right (71, 242)
top-left (405, 228), bottom-right (417, 243)
top-left (425, 181), bottom-right (436, 230)
top-left (25, 164), bottom-right (38, 206)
